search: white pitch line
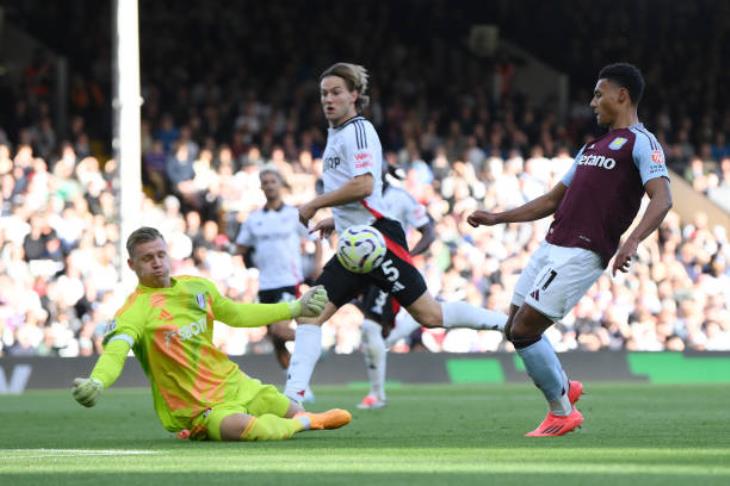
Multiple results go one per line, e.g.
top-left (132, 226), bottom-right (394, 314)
top-left (2, 449), bottom-right (158, 458)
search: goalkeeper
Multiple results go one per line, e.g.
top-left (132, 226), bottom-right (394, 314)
top-left (72, 226), bottom-right (351, 441)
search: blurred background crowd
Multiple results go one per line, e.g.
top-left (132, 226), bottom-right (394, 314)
top-left (1, 0), bottom-right (729, 357)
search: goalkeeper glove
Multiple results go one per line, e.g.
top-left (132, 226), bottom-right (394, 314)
top-left (72, 377), bottom-right (104, 407)
top-left (288, 285), bottom-right (329, 318)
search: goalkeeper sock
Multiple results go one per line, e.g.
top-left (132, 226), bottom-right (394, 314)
top-left (361, 319), bottom-right (387, 400)
top-left (441, 302), bottom-right (507, 331)
top-left (516, 335), bottom-right (572, 416)
top-left (240, 414), bottom-right (306, 441)
top-left (284, 324), bottom-right (322, 402)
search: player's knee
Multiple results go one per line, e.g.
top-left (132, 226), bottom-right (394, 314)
top-left (219, 414), bottom-right (254, 441)
top-left (269, 329), bottom-right (289, 344)
top-left (415, 311), bottom-right (441, 328)
top-left (506, 321), bottom-right (541, 349)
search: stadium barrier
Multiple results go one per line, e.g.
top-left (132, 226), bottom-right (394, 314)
top-left (2, 351), bottom-right (729, 394)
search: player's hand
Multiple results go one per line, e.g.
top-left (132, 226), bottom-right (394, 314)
top-left (289, 285), bottom-right (329, 318)
top-left (612, 237), bottom-right (639, 277)
top-left (310, 217), bottom-right (335, 239)
top-left (466, 210), bottom-right (501, 227)
top-left (299, 203), bottom-right (318, 227)
top-left (72, 377), bottom-right (103, 407)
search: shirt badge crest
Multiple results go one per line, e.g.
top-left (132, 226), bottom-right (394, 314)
top-left (608, 137), bottom-right (628, 150)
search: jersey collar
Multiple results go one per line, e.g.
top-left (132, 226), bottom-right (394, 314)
top-left (137, 277), bottom-right (177, 292)
top-left (332, 115), bottom-right (366, 131)
top-left (263, 202), bottom-right (286, 212)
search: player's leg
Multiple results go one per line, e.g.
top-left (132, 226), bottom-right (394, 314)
top-left (508, 243), bottom-right (602, 437)
top-left (218, 412), bottom-right (304, 441)
top-left (357, 287), bottom-right (393, 408)
top-left (210, 381), bottom-right (351, 441)
top-left (371, 218), bottom-right (507, 332)
top-left (284, 258), bottom-right (366, 402)
top-left (249, 383), bottom-right (350, 435)
top-left (405, 292), bottom-right (507, 331)
top-left (259, 287), bottom-right (297, 369)
top-left (268, 322), bottom-right (295, 368)
top-left (384, 307), bottom-right (422, 348)
top-left (217, 410), bottom-right (348, 441)
top-left (284, 301), bottom-right (338, 402)
top-left (359, 317), bottom-right (387, 408)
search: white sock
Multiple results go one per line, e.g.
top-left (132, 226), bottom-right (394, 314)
top-left (548, 391), bottom-right (572, 416)
top-left (441, 302), bottom-right (507, 331)
top-left (284, 324), bottom-right (322, 402)
top-left (361, 319), bottom-right (387, 401)
top-left (517, 336), bottom-right (572, 416)
top-left (384, 311), bottom-right (421, 348)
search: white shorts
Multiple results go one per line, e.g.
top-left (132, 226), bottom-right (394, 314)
top-left (513, 241), bottom-right (604, 321)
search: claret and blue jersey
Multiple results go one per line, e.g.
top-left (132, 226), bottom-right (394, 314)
top-left (547, 123), bottom-right (670, 266)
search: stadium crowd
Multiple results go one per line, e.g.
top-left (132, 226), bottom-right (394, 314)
top-left (1, 0), bottom-right (730, 358)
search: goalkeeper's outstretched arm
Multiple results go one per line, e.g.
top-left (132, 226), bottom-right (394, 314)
top-left (213, 285), bottom-right (329, 328)
top-left (72, 339), bottom-right (131, 407)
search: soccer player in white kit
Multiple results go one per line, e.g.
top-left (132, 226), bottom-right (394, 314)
top-left (236, 166), bottom-right (321, 399)
top-left (285, 62), bottom-right (507, 402)
top-left (468, 63), bottom-right (672, 436)
top-left (356, 166), bottom-right (435, 409)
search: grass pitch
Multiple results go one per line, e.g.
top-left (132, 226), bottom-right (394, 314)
top-left (1, 383), bottom-right (728, 485)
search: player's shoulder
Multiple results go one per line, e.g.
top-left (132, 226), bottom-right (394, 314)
top-left (627, 123), bottom-right (661, 151)
top-left (386, 184), bottom-right (416, 203)
top-left (114, 289), bottom-right (145, 318)
top-left (247, 207), bottom-right (267, 221)
top-left (337, 116), bottom-right (375, 148)
top-left (175, 274), bottom-right (213, 291)
top-left (281, 204), bottom-right (299, 216)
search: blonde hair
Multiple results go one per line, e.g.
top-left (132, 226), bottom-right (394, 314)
top-left (320, 62), bottom-right (370, 112)
top-left (126, 226), bottom-right (164, 258)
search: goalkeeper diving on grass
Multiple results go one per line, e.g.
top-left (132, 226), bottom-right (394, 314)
top-left (72, 226), bottom-right (351, 441)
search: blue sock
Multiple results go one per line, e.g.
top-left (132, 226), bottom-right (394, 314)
top-left (516, 335), bottom-right (571, 415)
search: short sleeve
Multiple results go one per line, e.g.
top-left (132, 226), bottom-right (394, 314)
top-left (404, 195), bottom-right (429, 229)
top-left (296, 217), bottom-right (310, 239)
top-left (632, 133), bottom-right (669, 185)
top-left (344, 121), bottom-right (378, 178)
top-left (236, 219), bottom-right (254, 247)
top-left (561, 162), bottom-right (577, 186)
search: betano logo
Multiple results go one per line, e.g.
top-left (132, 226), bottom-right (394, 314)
top-left (577, 154), bottom-right (616, 170)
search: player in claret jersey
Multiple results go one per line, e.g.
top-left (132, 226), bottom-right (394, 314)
top-left (71, 226), bottom-right (350, 442)
top-left (468, 63), bottom-right (672, 437)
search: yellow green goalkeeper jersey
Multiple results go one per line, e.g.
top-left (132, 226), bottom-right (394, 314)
top-left (103, 275), bottom-right (291, 432)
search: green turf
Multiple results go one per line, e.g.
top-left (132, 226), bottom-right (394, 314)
top-left (1, 383), bottom-right (729, 485)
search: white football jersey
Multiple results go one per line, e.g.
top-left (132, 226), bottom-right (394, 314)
top-left (235, 204), bottom-right (309, 290)
top-left (383, 184), bottom-right (429, 232)
top-left (321, 116), bottom-right (391, 233)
